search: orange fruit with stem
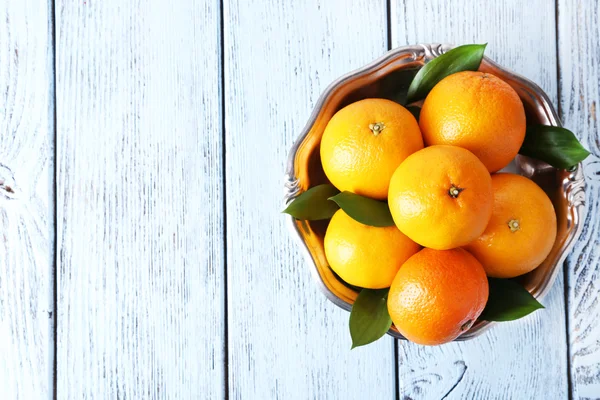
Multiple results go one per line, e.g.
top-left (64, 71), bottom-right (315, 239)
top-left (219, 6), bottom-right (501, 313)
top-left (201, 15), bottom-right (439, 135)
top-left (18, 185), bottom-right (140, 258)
top-left (387, 248), bottom-right (489, 345)
top-left (465, 173), bottom-right (557, 278)
top-left (419, 71), bottom-right (526, 172)
top-left (324, 209), bottom-right (420, 289)
top-left (388, 145), bottom-right (493, 250)
top-left (320, 98), bottom-right (424, 200)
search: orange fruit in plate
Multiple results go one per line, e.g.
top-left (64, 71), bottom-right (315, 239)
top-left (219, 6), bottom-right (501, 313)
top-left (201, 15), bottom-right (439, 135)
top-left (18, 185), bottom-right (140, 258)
top-left (465, 173), bottom-right (557, 278)
top-left (387, 248), bottom-right (489, 345)
top-left (388, 145), bottom-right (493, 250)
top-left (419, 71), bottom-right (526, 172)
top-left (324, 209), bottom-right (420, 289)
top-left (320, 98), bottom-right (424, 200)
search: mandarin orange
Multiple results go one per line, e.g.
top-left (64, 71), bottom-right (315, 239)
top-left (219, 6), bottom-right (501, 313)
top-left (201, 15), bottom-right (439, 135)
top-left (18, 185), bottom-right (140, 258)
top-left (387, 248), bottom-right (489, 345)
top-left (324, 209), bottom-right (420, 289)
top-left (465, 173), bottom-right (557, 278)
top-left (320, 98), bottom-right (423, 200)
top-left (388, 145), bottom-right (493, 250)
top-left (419, 71), bottom-right (526, 172)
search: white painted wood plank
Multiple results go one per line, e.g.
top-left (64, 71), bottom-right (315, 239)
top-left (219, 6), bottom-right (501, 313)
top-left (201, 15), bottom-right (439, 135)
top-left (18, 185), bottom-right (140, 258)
top-left (224, 1), bottom-right (396, 399)
top-left (55, 1), bottom-right (224, 398)
top-left (557, 1), bottom-right (600, 398)
top-left (392, 2), bottom-right (569, 398)
top-left (0, 1), bottom-right (54, 398)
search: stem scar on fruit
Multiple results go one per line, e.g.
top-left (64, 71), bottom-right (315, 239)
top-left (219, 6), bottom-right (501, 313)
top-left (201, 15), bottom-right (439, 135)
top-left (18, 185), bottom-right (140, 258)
top-left (369, 122), bottom-right (385, 136)
top-left (508, 219), bottom-right (521, 232)
top-left (448, 184), bottom-right (465, 198)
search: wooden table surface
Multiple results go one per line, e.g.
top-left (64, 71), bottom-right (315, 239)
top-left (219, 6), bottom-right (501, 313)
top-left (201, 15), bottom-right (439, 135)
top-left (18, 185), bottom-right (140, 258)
top-left (1, 0), bottom-right (599, 399)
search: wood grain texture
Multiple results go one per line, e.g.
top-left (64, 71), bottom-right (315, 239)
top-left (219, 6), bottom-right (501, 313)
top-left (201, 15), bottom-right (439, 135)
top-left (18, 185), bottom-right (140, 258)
top-left (0, 1), bottom-right (54, 398)
top-left (558, 1), bottom-right (600, 398)
top-left (55, 1), bottom-right (224, 398)
top-left (224, 1), bottom-right (396, 398)
top-left (392, 1), bottom-right (569, 398)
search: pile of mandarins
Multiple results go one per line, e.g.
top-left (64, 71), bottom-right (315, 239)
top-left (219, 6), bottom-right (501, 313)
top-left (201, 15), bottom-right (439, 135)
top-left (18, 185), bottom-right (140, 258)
top-left (320, 71), bottom-right (557, 345)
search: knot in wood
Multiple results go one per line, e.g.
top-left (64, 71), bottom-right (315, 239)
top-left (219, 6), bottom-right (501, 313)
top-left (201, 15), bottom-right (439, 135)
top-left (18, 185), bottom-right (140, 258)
top-left (0, 163), bottom-right (18, 200)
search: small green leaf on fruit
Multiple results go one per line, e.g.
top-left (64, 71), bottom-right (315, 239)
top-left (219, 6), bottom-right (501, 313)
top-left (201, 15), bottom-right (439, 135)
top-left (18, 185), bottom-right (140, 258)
top-left (480, 278), bottom-right (544, 322)
top-left (406, 43), bottom-right (487, 103)
top-left (519, 125), bottom-right (591, 169)
top-left (282, 184), bottom-right (340, 220)
top-left (329, 191), bottom-right (395, 227)
top-left (350, 288), bottom-right (392, 349)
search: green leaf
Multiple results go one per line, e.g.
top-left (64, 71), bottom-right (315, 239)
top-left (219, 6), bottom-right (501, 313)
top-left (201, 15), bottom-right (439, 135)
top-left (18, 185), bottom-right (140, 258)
top-left (349, 288), bottom-right (392, 349)
top-left (282, 184), bottom-right (340, 220)
top-left (480, 278), bottom-right (544, 322)
top-left (375, 68), bottom-right (419, 106)
top-left (519, 125), bottom-right (591, 169)
top-left (406, 105), bottom-right (421, 121)
top-left (329, 191), bottom-right (395, 227)
top-left (406, 43), bottom-right (487, 103)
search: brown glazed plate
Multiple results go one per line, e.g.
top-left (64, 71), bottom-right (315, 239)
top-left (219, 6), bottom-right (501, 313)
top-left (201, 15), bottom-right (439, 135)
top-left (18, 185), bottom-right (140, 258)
top-left (283, 43), bottom-right (586, 340)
